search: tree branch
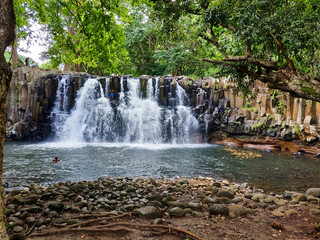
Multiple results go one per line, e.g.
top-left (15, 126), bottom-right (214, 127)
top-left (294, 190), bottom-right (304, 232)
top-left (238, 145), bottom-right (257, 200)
top-left (55, 0), bottom-right (90, 38)
top-left (270, 32), bottom-right (295, 72)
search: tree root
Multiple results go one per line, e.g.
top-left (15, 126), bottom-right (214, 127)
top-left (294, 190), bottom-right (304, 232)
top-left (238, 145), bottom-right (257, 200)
top-left (25, 218), bottom-right (38, 236)
top-left (30, 220), bottom-right (204, 240)
top-left (29, 227), bottom-right (133, 237)
top-left (67, 212), bottom-right (132, 228)
top-left (95, 222), bottom-right (205, 240)
top-left (65, 212), bottom-right (119, 219)
top-left (28, 211), bottom-right (204, 240)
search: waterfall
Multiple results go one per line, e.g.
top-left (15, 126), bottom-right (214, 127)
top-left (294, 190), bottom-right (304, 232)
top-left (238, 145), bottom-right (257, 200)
top-left (52, 77), bottom-right (199, 143)
top-left (50, 75), bottom-right (71, 136)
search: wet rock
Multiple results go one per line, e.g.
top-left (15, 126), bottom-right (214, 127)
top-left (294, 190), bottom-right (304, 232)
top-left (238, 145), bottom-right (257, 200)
top-left (209, 204), bottom-right (229, 216)
top-left (305, 188), bottom-right (320, 198)
top-left (228, 205), bottom-right (247, 217)
top-left (135, 206), bottom-right (163, 219)
top-left (216, 190), bottom-right (234, 199)
top-left (48, 201), bottom-right (64, 212)
top-left (169, 207), bottom-right (185, 217)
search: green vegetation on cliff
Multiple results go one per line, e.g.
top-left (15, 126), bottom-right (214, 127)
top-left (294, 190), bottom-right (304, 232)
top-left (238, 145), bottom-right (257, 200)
top-left (10, 0), bottom-right (320, 101)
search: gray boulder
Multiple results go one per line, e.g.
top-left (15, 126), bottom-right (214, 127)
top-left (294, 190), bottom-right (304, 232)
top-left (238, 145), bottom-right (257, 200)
top-left (135, 206), bottom-right (163, 219)
top-left (209, 204), bottom-right (229, 216)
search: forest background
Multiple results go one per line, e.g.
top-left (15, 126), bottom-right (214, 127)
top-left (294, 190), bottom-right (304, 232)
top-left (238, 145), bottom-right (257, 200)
top-left (7, 0), bottom-right (319, 102)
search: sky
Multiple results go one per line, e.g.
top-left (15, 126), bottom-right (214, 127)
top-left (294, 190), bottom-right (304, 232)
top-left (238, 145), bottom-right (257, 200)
top-left (18, 22), bottom-right (48, 65)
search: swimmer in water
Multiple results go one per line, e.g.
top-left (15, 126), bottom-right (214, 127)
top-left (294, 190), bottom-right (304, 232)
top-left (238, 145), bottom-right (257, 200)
top-left (52, 156), bottom-right (60, 163)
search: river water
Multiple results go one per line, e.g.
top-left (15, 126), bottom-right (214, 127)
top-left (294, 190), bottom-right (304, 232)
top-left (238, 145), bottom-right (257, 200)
top-left (4, 141), bottom-right (320, 193)
top-left (4, 76), bottom-right (320, 193)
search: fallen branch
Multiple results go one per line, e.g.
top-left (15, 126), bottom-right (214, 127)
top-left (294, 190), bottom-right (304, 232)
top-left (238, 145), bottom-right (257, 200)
top-left (29, 227), bottom-right (132, 237)
top-left (95, 222), bottom-right (205, 240)
top-left (26, 218), bottom-right (38, 236)
top-left (67, 212), bottom-right (132, 228)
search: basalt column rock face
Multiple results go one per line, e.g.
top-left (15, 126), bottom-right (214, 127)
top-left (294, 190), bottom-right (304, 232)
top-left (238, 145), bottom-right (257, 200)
top-left (5, 66), bottom-right (88, 140)
top-left (177, 76), bottom-right (320, 144)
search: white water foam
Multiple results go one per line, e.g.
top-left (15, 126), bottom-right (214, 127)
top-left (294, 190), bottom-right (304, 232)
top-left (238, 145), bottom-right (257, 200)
top-left (52, 77), bottom-right (199, 144)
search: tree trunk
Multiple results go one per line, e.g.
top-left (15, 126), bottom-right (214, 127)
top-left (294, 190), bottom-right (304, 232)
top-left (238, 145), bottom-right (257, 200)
top-left (11, 29), bottom-right (19, 65)
top-left (63, 63), bottom-right (71, 71)
top-left (0, 0), bottom-right (15, 239)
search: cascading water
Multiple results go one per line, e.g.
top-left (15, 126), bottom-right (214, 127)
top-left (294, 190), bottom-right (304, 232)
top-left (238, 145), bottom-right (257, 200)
top-left (52, 77), bottom-right (199, 143)
top-left (50, 75), bottom-right (71, 136)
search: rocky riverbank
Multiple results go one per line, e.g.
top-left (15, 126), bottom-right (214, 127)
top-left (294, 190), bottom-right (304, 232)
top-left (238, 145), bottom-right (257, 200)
top-left (5, 177), bottom-right (320, 240)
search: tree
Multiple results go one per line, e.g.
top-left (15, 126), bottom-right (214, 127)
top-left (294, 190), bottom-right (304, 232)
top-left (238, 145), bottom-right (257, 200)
top-left (0, 0), bottom-right (15, 238)
top-left (11, 0), bottom-right (46, 64)
top-left (151, 0), bottom-right (320, 101)
top-left (125, 5), bottom-right (211, 76)
top-left (42, 0), bottom-right (131, 75)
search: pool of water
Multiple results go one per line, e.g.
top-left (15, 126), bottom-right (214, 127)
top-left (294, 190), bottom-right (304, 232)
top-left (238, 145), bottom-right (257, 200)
top-left (4, 141), bottom-right (320, 193)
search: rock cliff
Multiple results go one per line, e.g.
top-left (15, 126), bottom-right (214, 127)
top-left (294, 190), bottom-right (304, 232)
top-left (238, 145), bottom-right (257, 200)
top-left (5, 67), bottom-right (320, 147)
top-left (177, 76), bottom-right (320, 145)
